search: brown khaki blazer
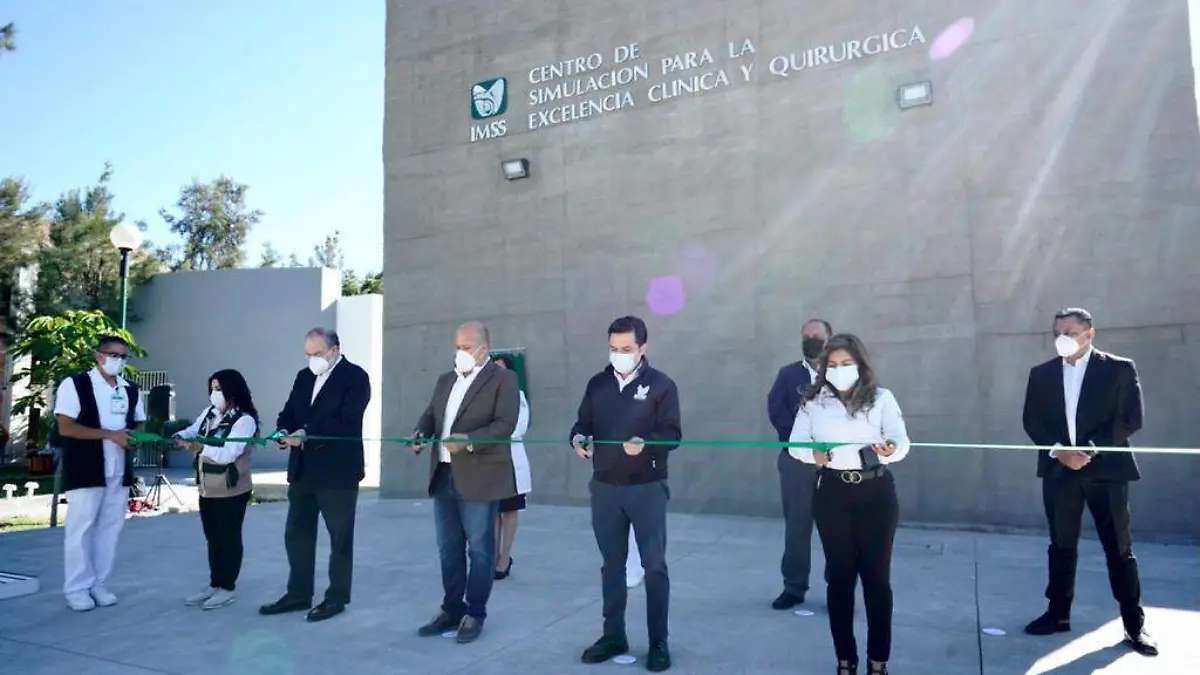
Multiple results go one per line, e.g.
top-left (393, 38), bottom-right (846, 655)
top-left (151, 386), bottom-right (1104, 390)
top-left (413, 362), bottom-right (519, 502)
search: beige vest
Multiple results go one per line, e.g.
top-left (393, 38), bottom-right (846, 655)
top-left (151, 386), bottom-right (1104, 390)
top-left (196, 412), bottom-right (255, 499)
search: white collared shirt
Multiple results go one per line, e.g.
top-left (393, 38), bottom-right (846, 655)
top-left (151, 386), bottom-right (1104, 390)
top-left (788, 387), bottom-right (911, 470)
top-left (1062, 347), bottom-right (1093, 446)
top-left (175, 406), bottom-right (257, 464)
top-left (802, 360), bottom-right (818, 382)
top-left (614, 367), bottom-right (641, 392)
top-left (53, 368), bottom-right (148, 486)
top-left (311, 355), bottom-right (344, 404)
top-left (440, 364), bottom-right (484, 462)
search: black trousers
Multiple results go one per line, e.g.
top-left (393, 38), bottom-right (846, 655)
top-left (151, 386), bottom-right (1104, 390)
top-left (1041, 474), bottom-right (1143, 632)
top-left (779, 450), bottom-right (828, 596)
top-left (285, 483), bottom-right (359, 605)
top-left (590, 478), bottom-right (670, 641)
top-left (199, 492), bottom-right (250, 591)
top-left (813, 471), bottom-right (899, 664)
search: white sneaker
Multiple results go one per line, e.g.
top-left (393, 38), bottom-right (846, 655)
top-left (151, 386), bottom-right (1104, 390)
top-left (185, 586), bottom-right (218, 606)
top-left (201, 589), bottom-right (236, 610)
top-left (66, 591), bottom-right (96, 612)
top-left (626, 571), bottom-right (645, 588)
top-left (89, 586), bottom-right (118, 607)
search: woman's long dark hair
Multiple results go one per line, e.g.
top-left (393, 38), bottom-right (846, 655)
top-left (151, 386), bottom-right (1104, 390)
top-left (208, 369), bottom-right (261, 427)
top-left (800, 333), bottom-right (881, 416)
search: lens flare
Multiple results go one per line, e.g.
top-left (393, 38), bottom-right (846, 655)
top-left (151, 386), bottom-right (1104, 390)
top-left (646, 276), bottom-right (686, 315)
top-left (930, 18), bottom-right (974, 60)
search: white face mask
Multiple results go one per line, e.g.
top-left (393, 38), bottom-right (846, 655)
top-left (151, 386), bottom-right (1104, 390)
top-left (826, 364), bottom-right (860, 392)
top-left (455, 348), bottom-right (480, 373)
top-left (309, 355), bottom-right (332, 376)
top-left (101, 356), bottom-right (126, 377)
top-left (1055, 334), bottom-right (1083, 358)
top-left (609, 352), bottom-right (639, 375)
top-left (210, 390), bottom-right (226, 411)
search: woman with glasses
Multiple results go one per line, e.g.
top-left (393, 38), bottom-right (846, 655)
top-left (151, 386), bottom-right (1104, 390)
top-left (788, 334), bottom-right (910, 675)
top-left (173, 369), bottom-right (260, 610)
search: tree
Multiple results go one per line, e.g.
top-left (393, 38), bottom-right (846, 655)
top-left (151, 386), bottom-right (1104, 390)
top-left (32, 164), bottom-right (160, 322)
top-left (158, 176), bottom-right (261, 271)
top-left (286, 253), bottom-right (304, 267)
top-left (258, 242), bottom-right (281, 268)
top-left (0, 23), bottom-right (15, 56)
top-left (8, 310), bottom-right (145, 448)
top-left (311, 231), bottom-right (344, 269)
top-left (0, 176), bottom-right (47, 311)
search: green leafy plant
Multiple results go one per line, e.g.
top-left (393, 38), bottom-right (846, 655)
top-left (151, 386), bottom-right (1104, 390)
top-left (8, 309), bottom-right (146, 448)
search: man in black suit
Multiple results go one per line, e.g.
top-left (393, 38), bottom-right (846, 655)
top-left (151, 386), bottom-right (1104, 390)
top-left (410, 321), bottom-right (520, 644)
top-left (1021, 308), bottom-right (1156, 656)
top-left (260, 327), bottom-right (371, 623)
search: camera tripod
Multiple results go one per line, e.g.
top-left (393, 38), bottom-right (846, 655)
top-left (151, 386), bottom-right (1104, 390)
top-left (140, 444), bottom-right (183, 511)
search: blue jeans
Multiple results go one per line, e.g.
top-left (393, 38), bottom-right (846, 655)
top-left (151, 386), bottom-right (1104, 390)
top-left (432, 465), bottom-right (499, 620)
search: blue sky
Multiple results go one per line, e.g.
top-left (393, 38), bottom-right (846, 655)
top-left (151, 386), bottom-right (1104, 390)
top-left (0, 0), bottom-right (384, 273)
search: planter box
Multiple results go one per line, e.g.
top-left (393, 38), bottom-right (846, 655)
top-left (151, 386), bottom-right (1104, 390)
top-left (0, 572), bottom-right (39, 600)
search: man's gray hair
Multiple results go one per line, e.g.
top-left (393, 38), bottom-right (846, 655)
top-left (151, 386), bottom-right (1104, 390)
top-left (305, 327), bottom-right (340, 349)
top-left (457, 321), bottom-right (490, 346)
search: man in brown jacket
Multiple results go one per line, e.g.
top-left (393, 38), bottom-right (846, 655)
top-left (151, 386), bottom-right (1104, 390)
top-left (410, 321), bottom-right (520, 644)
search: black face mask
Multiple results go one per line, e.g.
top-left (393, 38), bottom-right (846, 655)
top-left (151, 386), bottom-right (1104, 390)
top-left (802, 337), bottom-right (825, 359)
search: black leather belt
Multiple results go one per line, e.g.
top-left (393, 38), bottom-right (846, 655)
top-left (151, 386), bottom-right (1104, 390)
top-left (818, 465), bottom-right (888, 486)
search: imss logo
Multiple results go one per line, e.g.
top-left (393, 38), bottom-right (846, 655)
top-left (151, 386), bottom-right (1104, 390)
top-left (469, 77), bottom-right (509, 142)
top-left (471, 77), bottom-right (507, 119)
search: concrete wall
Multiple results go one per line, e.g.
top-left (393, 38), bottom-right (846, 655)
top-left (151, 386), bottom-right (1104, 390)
top-left (382, 0), bottom-right (1200, 537)
top-left (131, 267), bottom-right (343, 469)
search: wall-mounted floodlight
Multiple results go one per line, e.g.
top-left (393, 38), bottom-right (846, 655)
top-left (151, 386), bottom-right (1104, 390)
top-left (501, 158), bottom-right (530, 180)
top-left (896, 81), bottom-right (933, 110)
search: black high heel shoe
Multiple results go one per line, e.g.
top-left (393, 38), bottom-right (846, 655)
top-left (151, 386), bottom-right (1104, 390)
top-left (494, 557), bottom-right (513, 580)
top-left (836, 661), bottom-right (858, 675)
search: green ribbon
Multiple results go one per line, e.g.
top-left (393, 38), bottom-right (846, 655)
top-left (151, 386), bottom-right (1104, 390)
top-left (128, 430), bottom-right (1198, 455)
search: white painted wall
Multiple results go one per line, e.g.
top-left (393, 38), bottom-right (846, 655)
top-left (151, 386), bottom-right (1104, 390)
top-left (336, 294), bottom-right (384, 487)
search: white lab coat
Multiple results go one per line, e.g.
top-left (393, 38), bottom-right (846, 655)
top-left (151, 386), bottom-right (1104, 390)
top-left (511, 391), bottom-right (532, 495)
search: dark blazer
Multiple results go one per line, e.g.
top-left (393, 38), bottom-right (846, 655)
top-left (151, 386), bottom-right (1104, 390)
top-left (413, 361), bottom-right (520, 502)
top-left (1022, 349), bottom-right (1143, 481)
top-left (277, 358), bottom-right (372, 489)
top-left (767, 361), bottom-right (814, 442)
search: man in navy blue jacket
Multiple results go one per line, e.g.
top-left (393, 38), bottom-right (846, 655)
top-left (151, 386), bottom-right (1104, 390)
top-left (571, 316), bottom-right (682, 672)
top-left (766, 318), bottom-right (831, 610)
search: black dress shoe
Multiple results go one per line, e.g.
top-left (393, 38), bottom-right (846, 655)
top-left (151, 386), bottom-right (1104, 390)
top-left (646, 639), bottom-right (672, 672)
top-left (581, 635), bottom-right (630, 664)
top-left (494, 558), bottom-right (513, 580)
top-left (305, 600), bottom-right (345, 622)
top-left (1125, 629), bottom-right (1159, 656)
top-left (1024, 611), bottom-right (1070, 635)
top-left (455, 616), bottom-right (484, 643)
top-left (418, 611), bottom-right (460, 637)
top-left (772, 590), bottom-right (804, 610)
top-left (258, 595), bottom-right (311, 616)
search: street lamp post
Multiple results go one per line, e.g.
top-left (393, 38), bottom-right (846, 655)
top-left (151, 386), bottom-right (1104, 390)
top-left (108, 223), bottom-right (143, 329)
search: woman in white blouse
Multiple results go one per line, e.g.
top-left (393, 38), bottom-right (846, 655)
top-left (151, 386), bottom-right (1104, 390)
top-left (173, 369), bottom-right (260, 610)
top-left (788, 334), bottom-right (909, 675)
top-left (492, 355), bottom-right (531, 580)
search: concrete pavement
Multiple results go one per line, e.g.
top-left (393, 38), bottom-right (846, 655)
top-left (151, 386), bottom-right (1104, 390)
top-left (0, 496), bottom-right (1196, 674)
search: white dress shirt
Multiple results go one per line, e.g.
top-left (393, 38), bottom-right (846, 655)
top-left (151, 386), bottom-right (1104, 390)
top-left (1062, 347), bottom-right (1092, 446)
top-left (614, 365), bottom-right (642, 392)
top-left (175, 406), bottom-right (257, 464)
top-left (311, 355), bottom-right (344, 403)
top-left (440, 364), bottom-right (484, 463)
top-left (788, 387), bottom-right (911, 470)
top-left (53, 368), bottom-right (148, 486)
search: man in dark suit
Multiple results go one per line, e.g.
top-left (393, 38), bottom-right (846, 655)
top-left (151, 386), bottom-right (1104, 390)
top-left (1021, 308), bottom-right (1156, 656)
top-left (410, 321), bottom-right (520, 644)
top-left (259, 327), bottom-right (371, 623)
top-left (765, 317), bottom-right (831, 610)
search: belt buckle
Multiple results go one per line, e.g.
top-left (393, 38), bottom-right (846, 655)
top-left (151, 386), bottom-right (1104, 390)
top-left (840, 470), bottom-right (863, 484)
